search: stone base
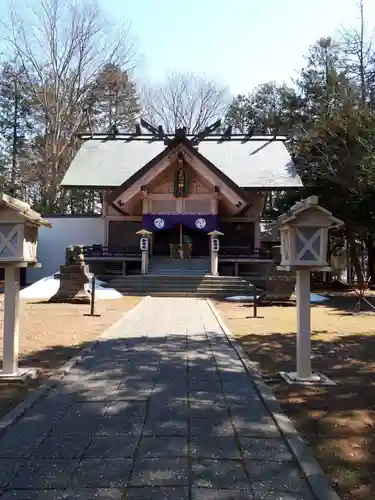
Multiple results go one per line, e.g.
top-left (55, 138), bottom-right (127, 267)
top-left (49, 294), bottom-right (91, 304)
top-left (49, 263), bottom-right (91, 304)
top-left (279, 371), bottom-right (336, 386)
top-left (265, 269), bottom-right (296, 302)
top-left (0, 367), bottom-right (38, 382)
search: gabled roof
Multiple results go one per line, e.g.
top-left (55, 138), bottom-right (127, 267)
top-left (106, 135), bottom-right (248, 205)
top-left (61, 134), bottom-right (302, 189)
top-left (0, 193), bottom-right (51, 227)
top-left (277, 196), bottom-right (343, 228)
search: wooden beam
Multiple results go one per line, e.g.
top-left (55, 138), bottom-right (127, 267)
top-left (191, 119), bottom-right (222, 144)
top-left (220, 216), bottom-right (257, 222)
top-left (219, 125), bottom-right (232, 142)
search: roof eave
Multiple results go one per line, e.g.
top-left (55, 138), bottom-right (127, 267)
top-left (105, 137), bottom-right (181, 204)
top-left (61, 184), bottom-right (117, 190)
top-left (0, 193), bottom-right (51, 228)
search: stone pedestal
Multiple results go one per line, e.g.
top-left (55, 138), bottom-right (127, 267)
top-left (264, 246), bottom-right (296, 301)
top-left (49, 263), bottom-right (91, 304)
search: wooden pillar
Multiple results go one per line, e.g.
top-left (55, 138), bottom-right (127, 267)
top-left (121, 260), bottom-right (127, 276)
top-left (254, 220), bottom-right (261, 249)
top-left (2, 266), bottom-right (20, 375)
top-left (141, 251), bottom-right (148, 274)
top-left (296, 269), bottom-right (312, 379)
top-left (210, 235), bottom-right (219, 276)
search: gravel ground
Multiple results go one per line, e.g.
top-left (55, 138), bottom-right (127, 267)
top-left (216, 296), bottom-right (375, 500)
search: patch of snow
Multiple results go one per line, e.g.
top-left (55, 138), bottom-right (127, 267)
top-left (20, 273), bottom-right (122, 300)
top-left (310, 293), bottom-right (330, 303)
top-left (224, 293), bottom-right (330, 304)
top-left (225, 295), bottom-right (262, 302)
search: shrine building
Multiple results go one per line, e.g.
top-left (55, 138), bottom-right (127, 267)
top-left (60, 120), bottom-right (302, 280)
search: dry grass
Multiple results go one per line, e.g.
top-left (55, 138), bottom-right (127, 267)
top-left (0, 296), bottom-right (141, 419)
top-left (217, 298), bottom-right (375, 338)
top-left (215, 295), bottom-right (375, 500)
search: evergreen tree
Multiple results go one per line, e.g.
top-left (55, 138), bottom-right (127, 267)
top-left (89, 63), bottom-right (140, 132)
top-left (0, 61), bottom-right (33, 197)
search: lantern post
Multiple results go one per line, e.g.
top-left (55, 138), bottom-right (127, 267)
top-left (136, 229), bottom-right (152, 275)
top-left (0, 193), bottom-right (51, 379)
top-left (277, 196), bottom-right (343, 385)
top-left (208, 230), bottom-right (223, 276)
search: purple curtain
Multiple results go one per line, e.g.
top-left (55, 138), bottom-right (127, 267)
top-left (143, 214), bottom-right (219, 232)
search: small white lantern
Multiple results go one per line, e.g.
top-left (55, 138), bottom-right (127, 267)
top-left (212, 237), bottom-right (219, 253)
top-left (277, 196), bottom-right (342, 270)
top-left (136, 229), bottom-right (152, 275)
top-left (208, 230), bottom-right (224, 276)
top-left (140, 237), bottom-right (148, 251)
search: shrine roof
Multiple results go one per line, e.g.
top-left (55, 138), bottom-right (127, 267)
top-left (61, 132), bottom-right (302, 190)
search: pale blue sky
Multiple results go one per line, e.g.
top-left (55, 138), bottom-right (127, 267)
top-left (99, 0), bottom-right (375, 94)
top-left (1, 0), bottom-right (374, 95)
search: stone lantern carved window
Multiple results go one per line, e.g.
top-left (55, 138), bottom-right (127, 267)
top-left (295, 227), bottom-right (321, 261)
top-left (0, 224), bottom-right (20, 258)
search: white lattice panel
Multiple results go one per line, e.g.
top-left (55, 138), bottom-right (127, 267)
top-left (183, 199), bottom-right (211, 214)
top-left (150, 199), bottom-right (177, 213)
top-left (0, 223), bottom-right (21, 259)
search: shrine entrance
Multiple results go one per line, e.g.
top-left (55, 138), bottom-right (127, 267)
top-left (153, 224), bottom-right (209, 257)
top-left (145, 214), bottom-right (217, 259)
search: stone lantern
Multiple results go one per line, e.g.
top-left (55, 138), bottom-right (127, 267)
top-left (277, 196), bottom-right (343, 384)
top-left (0, 193), bottom-right (51, 379)
top-left (208, 230), bottom-right (223, 276)
top-left (136, 229), bottom-right (152, 274)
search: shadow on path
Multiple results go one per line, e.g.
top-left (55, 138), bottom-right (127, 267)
top-left (0, 298), bottom-right (322, 499)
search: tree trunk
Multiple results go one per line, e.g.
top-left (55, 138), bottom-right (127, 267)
top-left (365, 238), bottom-right (375, 286)
top-left (348, 236), bottom-right (364, 289)
top-left (344, 205), bottom-right (364, 289)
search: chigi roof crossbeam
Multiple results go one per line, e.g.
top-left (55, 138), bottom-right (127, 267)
top-left (77, 119), bottom-right (287, 143)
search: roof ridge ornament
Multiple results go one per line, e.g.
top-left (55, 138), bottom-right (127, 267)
top-left (76, 117), bottom-right (289, 143)
top-left (190, 119), bottom-right (222, 145)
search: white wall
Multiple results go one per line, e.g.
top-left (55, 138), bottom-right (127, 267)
top-left (27, 216), bottom-right (106, 283)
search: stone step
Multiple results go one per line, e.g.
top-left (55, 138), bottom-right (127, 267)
top-left (106, 273), bottom-right (263, 298)
top-left (107, 275), bottom-right (254, 282)
top-left (109, 283), bottom-right (257, 291)
top-left (111, 287), bottom-right (258, 294)
top-left (115, 291), bottom-right (257, 298)
top-left (148, 257), bottom-right (211, 276)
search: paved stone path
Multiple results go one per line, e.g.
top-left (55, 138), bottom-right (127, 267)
top-left (0, 298), bottom-right (317, 499)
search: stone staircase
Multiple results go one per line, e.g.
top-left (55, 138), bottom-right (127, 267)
top-left (148, 257), bottom-right (211, 276)
top-left (106, 274), bottom-right (261, 298)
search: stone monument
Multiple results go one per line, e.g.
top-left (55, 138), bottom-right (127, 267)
top-left (49, 245), bottom-right (91, 304)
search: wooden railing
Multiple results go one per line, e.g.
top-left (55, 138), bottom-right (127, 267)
top-left (219, 246), bottom-right (272, 259)
top-left (83, 245), bottom-right (141, 258)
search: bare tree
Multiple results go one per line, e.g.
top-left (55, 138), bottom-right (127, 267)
top-left (3, 0), bottom-right (137, 211)
top-left (141, 72), bottom-right (229, 134)
top-left (340, 0), bottom-right (375, 104)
